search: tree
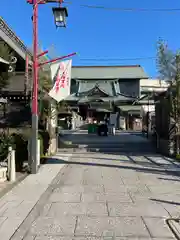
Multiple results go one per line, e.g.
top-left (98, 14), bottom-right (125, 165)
top-left (157, 39), bottom-right (176, 82)
top-left (38, 67), bottom-right (53, 127)
top-left (0, 42), bottom-right (16, 90)
top-left (157, 39), bottom-right (180, 154)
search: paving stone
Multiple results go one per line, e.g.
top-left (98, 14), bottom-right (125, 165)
top-left (128, 192), bottom-right (153, 203)
top-left (0, 217), bottom-right (23, 240)
top-left (103, 185), bottom-right (128, 194)
top-left (143, 217), bottom-right (174, 238)
top-left (83, 176), bottom-right (103, 185)
top-left (29, 216), bottom-right (76, 236)
top-left (81, 193), bottom-right (106, 202)
top-left (160, 202), bottom-right (180, 217)
top-left (35, 236), bottom-right (72, 240)
top-left (105, 193), bottom-right (133, 203)
top-left (0, 216), bottom-right (7, 226)
top-left (74, 237), bottom-right (151, 240)
top-left (40, 203), bottom-right (52, 217)
top-left (23, 236), bottom-right (36, 240)
top-left (148, 185), bottom-right (180, 194)
top-left (0, 200), bottom-right (23, 216)
top-left (75, 216), bottom-right (150, 237)
top-left (107, 202), bottom-right (169, 217)
top-left (11, 235), bottom-right (35, 240)
top-left (126, 185), bottom-right (151, 195)
top-left (55, 185), bottom-right (104, 194)
top-left (47, 202), bottom-right (108, 217)
top-left (49, 192), bottom-right (81, 203)
top-left (82, 192), bottom-right (132, 203)
top-left (1, 201), bottom-right (35, 218)
top-left (101, 179), bottom-right (124, 187)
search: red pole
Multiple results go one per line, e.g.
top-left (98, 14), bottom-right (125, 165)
top-left (38, 52), bottom-right (77, 67)
top-left (37, 50), bottom-right (49, 58)
top-left (31, 0), bottom-right (39, 174)
top-left (32, 0), bottom-right (38, 115)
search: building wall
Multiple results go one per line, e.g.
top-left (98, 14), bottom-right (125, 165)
top-left (140, 79), bottom-right (169, 93)
top-left (2, 73), bottom-right (29, 92)
top-left (119, 79), bottom-right (140, 97)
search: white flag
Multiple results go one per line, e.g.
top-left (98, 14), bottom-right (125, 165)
top-left (48, 59), bottom-right (72, 102)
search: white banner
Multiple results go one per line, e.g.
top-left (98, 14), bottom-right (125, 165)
top-left (48, 59), bottom-right (72, 102)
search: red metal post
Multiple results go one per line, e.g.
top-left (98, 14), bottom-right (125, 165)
top-left (31, 0), bottom-right (39, 174)
top-left (32, 0), bottom-right (38, 115)
top-left (38, 52), bottom-right (77, 67)
top-left (37, 50), bottom-right (49, 58)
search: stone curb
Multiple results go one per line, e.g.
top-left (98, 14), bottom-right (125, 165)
top-left (0, 159), bottom-right (66, 240)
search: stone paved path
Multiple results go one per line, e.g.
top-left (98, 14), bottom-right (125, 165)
top-left (1, 131), bottom-right (180, 239)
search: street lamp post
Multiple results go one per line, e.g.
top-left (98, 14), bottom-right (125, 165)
top-left (27, 0), bottom-right (69, 173)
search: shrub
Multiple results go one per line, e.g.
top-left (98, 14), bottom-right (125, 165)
top-left (38, 130), bottom-right (50, 156)
top-left (11, 133), bottom-right (28, 172)
top-left (0, 133), bottom-right (12, 161)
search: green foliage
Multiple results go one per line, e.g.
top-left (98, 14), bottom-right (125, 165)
top-left (0, 42), bottom-right (16, 90)
top-left (57, 100), bottom-right (69, 113)
top-left (0, 133), bottom-right (13, 161)
top-left (38, 68), bottom-right (52, 95)
top-left (38, 129), bottom-right (50, 156)
top-left (38, 68), bottom-right (53, 124)
top-left (11, 133), bottom-right (28, 172)
top-left (156, 39), bottom-right (176, 82)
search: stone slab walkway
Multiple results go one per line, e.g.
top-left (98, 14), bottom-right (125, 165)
top-left (1, 131), bottom-right (180, 239)
top-left (8, 150), bottom-right (180, 239)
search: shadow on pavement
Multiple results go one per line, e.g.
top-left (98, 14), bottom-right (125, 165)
top-left (158, 177), bottom-right (180, 182)
top-left (151, 198), bottom-right (180, 206)
top-left (45, 158), bottom-right (180, 178)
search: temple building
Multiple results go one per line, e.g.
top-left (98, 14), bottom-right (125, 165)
top-left (65, 65), bottom-right (149, 129)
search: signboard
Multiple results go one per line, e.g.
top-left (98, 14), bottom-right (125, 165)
top-left (48, 60), bottom-right (72, 102)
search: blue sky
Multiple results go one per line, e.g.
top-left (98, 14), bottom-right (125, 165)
top-left (1, 0), bottom-right (180, 77)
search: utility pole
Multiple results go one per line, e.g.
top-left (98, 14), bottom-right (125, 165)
top-left (27, 0), bottom-right (75, 173)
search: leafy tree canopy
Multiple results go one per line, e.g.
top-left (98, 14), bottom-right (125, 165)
top-left (157, 39), bottom-right (178, 83)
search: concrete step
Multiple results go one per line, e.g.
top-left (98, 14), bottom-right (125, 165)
top-left (86, 147), bottom-right (155, 153)
top-left (61, 141), bottom-right (154, 148)
top-left (58, 146), bottom-right (156, 154)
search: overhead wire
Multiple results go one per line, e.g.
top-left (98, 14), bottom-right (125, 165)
top-left (64, 2), bottom-right (180, 13)
top-left (62, 2), bottom-right (168, 64)
top-left (79, 57), bottom-right (156, 61)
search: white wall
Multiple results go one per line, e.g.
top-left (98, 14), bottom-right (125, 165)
top-left (140, 79), bottom-right (169, 92)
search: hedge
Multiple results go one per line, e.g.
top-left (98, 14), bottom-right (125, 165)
top-left (0, 129), bottom-right (50, 172)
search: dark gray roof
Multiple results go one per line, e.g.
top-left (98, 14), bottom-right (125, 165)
top-left (72, 65), bottom-right (148, 79)
top-left (78, 80), bottom-right (115, 96)
top-left (114, 94), bottom-right (137, 102)
top-left (117, 105), bottom-right (141, 114)
top-left (64, 93), bottom-right (79, 101)
top-left (78, 96), bottom-right (114, 103)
